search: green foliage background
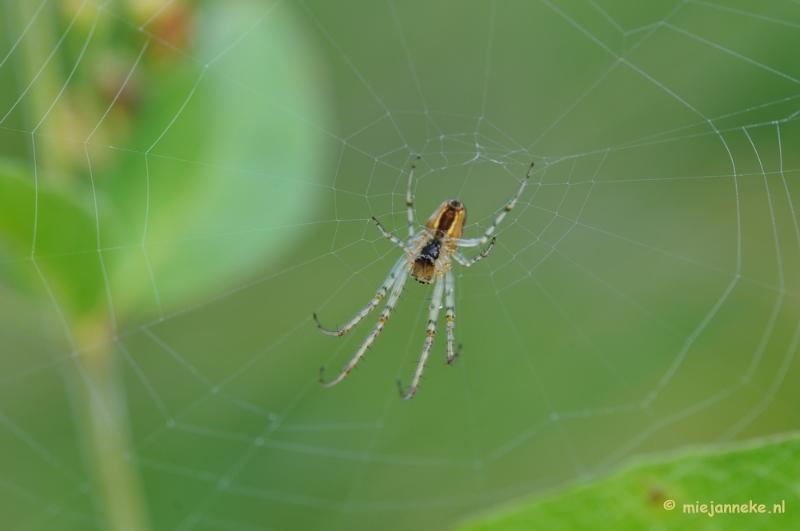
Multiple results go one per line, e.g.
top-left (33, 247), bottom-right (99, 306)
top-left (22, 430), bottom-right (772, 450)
top-left (457, 433), bottom-right (800, 531)
top-left (0, 1), bottom-right (799, 530)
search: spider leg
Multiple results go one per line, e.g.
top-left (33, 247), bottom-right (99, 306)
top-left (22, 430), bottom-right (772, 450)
top-left (398, 275), bottom-right (444, 400)
top-left (372, 217), bottom-right (407, 249)
top-left (444, 269), bottom-right (459, 365)
top-left (313, 256), bottom-right (407, 337)
top-left (406, 156), bottom-right (420, 238)
top-left (453, 237), bottom-right (496, 267)
top-left (456, 162), bottom-right (534, 248)
top-left (319, 265), bottom-right (409, 387)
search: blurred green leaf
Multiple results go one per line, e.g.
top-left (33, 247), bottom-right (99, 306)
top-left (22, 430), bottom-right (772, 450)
top-left (454, 435), bottom-right (799, 531)
top-left (105, 1), bottom-right (333, 318)
top-left (0, 160), bottom-right (106, 316)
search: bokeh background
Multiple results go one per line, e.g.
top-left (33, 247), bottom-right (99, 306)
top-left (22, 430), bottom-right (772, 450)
top-left (1, 1), bottom-right (799, 530)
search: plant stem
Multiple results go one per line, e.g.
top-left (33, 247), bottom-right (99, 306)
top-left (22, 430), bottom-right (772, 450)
top-left (75, 319), bottom-right (152, 531)
top-left (15, 0), bottom-right (73, 180)
top-left (12, 2), bottom-right (152, 527)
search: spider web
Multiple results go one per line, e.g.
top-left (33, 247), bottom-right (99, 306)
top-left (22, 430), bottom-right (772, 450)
top-left (1, 1), bottom-right (800, 530)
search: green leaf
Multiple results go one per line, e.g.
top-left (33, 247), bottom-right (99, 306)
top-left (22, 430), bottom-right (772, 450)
top-left (453, 435), bottom-right (799, 531)
top-left (0, 161), bottom-right (107, 317)
top-left (105, 1), bottom-right (334, 318)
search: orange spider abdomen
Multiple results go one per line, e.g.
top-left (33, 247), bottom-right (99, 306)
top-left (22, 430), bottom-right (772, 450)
top-left (426, 199), bottom-right (467, 238)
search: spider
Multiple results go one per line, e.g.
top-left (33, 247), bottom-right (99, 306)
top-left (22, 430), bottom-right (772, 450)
top-left (315, 158), bottom-right (533, 400)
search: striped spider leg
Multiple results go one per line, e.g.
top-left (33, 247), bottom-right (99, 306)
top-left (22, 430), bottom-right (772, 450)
top-left (315, 160), bottom-right (533, 399)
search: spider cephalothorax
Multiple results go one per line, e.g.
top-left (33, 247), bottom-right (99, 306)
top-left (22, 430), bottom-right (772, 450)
top-left (314, 158), bottom-right (534, 399)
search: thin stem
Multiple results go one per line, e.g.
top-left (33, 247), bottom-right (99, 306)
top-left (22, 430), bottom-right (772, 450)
top-left (13, 0), bottom-right (71, 177)
top-left (73, 318), bottom-right (152, 531)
